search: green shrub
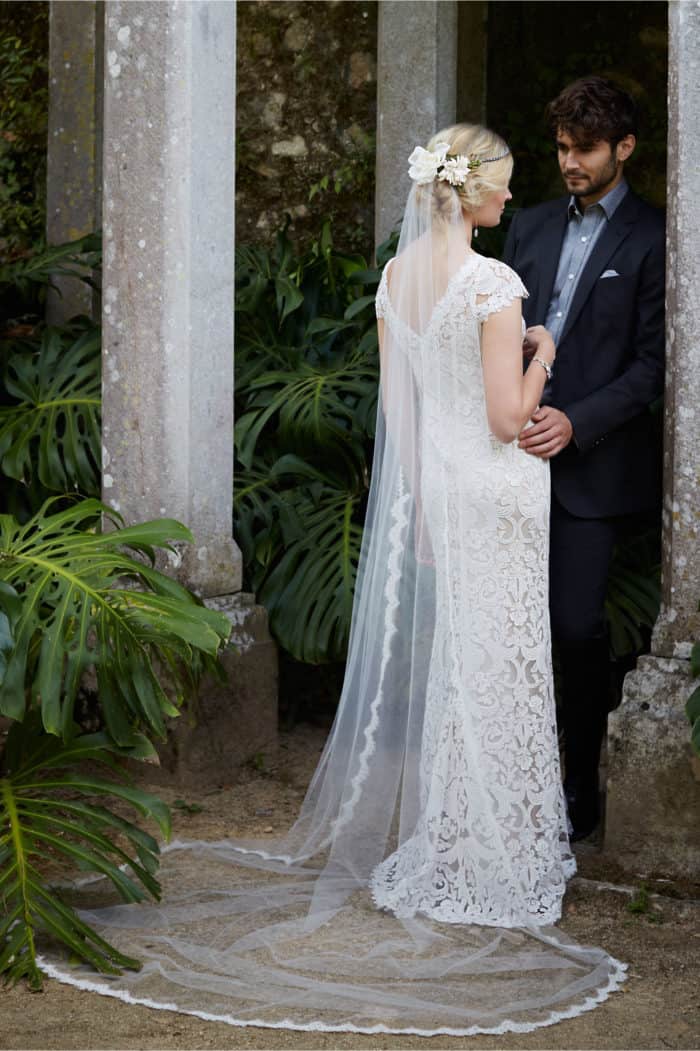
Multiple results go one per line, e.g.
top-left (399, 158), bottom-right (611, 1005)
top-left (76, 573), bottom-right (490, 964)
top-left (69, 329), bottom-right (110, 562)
top-left (234, 221), bottom-right (393, 663)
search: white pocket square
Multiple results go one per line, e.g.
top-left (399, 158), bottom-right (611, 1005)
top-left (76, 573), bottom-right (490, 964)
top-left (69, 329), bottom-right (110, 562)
top-left (600, 269), bottom-right (620, 279)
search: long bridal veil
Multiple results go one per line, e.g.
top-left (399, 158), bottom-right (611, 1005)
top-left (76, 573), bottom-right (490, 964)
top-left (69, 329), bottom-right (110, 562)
top-left (38, 171), bottom-right (627, 1035)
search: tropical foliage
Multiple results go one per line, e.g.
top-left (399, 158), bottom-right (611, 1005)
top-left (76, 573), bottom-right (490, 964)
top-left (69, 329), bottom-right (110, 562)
top-left (0, 321), bottom-right (101, 499)
top-left (0, 235), bottom-right (102, 519)
top-left (0, 236), bottom-right (232, 988)
top-left (0, 720), bottom-right (170, 988)
top-left (234, 222), bottom-right (393, 662)
top-left (0, 500), bottom-right (231, 987)
top-left (0, 499), bottom-right (230, 741)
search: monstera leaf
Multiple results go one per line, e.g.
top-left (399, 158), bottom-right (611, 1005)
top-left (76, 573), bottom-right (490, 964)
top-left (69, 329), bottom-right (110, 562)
top-left (0, 718), bottom-right (170, 988)
top-left (0, 322), bottom-right (101, 496)
top-left (236, 344), bottom-right (378, 471)
top-left (233, 224), bottom-right (391, 664)
top-left (0, 498), bottom-right (231, 743)
top-left (258, 468), bottom-right (365, 664)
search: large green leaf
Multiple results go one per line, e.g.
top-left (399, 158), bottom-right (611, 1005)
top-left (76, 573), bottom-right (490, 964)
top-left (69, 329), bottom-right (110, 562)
top-left (233, 461), bottom-right (284, 591)
top-left (0, 718), bottom-right (169, 988)
top-left (259, 483), bottom-right (364, 664)
top-left (239, 355), bottom-right (377, 468)
top-left (0, 498), bottom-right (231, 742)
top-left (233, 223), bottom-right (387, 663)
top-left (0, 322), bottom-right (101, 495)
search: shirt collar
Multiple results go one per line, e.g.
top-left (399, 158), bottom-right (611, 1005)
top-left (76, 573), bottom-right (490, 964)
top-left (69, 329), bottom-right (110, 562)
top-left (568, 178), bottom-right (629, 220)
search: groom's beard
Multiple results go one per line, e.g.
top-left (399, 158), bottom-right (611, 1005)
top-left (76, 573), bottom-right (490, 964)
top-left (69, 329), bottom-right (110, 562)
top-left (563, 154), bottom-right (619, 201)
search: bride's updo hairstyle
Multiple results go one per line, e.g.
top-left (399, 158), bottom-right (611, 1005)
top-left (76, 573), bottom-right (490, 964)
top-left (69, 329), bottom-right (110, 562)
top-left (418, 123), bottom-right (512, 222)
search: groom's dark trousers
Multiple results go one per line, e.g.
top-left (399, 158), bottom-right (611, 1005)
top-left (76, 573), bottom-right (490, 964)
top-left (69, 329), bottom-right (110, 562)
top-left (503, 188), bottom-right (665, 805)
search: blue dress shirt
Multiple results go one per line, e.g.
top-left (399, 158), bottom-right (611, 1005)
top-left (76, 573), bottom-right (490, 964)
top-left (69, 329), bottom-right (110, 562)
top-left (545, 179), bottom-right (629, 346)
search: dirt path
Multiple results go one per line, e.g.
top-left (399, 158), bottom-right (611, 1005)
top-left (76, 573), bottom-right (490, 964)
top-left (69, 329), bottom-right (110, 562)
top-left (3, 724), bottom-right (698, 1051)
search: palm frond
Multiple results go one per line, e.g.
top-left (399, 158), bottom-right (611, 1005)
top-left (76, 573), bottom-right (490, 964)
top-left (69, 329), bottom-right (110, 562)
top-left (0, 719), bottom-right (169, 988)
top-left (0, 498), bottom-right (232, 742)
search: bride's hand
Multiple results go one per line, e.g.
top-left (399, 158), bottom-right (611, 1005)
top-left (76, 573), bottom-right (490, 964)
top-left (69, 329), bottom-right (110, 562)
top-left (523, 325), bottom-right (555, 362)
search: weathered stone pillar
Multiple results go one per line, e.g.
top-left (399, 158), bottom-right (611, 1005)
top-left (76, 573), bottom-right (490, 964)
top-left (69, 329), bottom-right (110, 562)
top-left (653, 1), bottom-right (700, 657)
top-left (605, 0), bottom-right (700, 879)
top-left (100, 0), bottom-right (277, 780)
top-left (101, 0), bottom-right (241, 598)
top-left (375, 0), bottom-right (458, 246)
top-left (46, 0), bottom-right (103, 323)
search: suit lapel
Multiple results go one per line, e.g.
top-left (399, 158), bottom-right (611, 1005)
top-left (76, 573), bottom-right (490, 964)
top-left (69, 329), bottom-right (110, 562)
top-left (530, 203), bottom-right (568, 324)
top-left (558, 192), bottom-right (639, 346)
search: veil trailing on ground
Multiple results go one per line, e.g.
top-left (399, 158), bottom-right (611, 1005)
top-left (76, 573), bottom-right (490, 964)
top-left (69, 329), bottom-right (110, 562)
top-left (38, 175), bottom-right (627, 1035)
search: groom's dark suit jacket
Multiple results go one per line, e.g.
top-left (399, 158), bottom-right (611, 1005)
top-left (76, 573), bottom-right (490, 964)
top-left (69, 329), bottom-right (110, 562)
top-left (503, 189), bottom-right (665, 519)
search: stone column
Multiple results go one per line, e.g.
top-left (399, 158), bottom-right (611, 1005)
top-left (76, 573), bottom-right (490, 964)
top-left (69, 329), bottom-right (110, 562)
top-left (375, 0), bottom-right (458, 247)
top-left (605, 0), bottom-right (700, 879)
top-left (46, 1), bottom-right (103, 323)
top-left (653, 0), bottom-right (700, 658)
top-left (100, 0), bottom-right (277, 780)
top-left (101, 0), bottom-right (241, 597)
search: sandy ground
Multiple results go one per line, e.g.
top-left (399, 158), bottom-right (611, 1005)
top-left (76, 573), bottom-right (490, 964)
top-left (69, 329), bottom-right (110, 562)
top-left (2, 723), bottom-right (698, 1051)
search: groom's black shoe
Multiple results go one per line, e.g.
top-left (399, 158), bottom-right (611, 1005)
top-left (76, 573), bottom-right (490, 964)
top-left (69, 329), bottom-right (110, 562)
top-left (564, 777), bottom-right (600, 841)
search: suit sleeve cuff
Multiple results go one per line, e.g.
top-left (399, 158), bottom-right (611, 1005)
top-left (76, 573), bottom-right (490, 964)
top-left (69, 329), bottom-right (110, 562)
top-left (562, 404), bottom-right (604, 454)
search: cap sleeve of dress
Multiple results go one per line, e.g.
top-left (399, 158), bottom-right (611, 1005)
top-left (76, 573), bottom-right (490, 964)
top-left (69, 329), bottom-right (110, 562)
top-left (474, 259), bottom-right (529, 323)
top-left (374, 259), bottom-right (394, 320)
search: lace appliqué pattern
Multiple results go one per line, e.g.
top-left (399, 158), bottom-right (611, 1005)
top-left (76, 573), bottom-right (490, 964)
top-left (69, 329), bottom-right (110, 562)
top-left (370, 255), bottom-right (575, 926)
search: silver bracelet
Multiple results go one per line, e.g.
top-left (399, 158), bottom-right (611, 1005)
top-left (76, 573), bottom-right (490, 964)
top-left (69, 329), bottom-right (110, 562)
top-left (532, 356), bottom-right (553, 381)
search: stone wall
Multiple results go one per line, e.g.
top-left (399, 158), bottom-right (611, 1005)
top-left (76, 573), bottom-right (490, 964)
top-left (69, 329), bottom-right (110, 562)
top-left (236, 0), bottom-right (377, 253)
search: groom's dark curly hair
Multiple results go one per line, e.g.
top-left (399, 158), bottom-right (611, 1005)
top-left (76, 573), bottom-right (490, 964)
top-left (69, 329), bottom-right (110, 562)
top-left (546, 76), bottom-right (638, 148)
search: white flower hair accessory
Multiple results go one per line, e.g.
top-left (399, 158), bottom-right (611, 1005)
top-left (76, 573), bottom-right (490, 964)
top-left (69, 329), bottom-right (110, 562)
top-left (407, 142), bottom-right (451, 184)
top-left (407, 143), bottom-right (510, 188)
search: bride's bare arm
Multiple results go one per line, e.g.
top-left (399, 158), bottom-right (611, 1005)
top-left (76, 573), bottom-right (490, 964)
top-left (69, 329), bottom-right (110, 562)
top-left (480, 300), bottom-right (555, 444)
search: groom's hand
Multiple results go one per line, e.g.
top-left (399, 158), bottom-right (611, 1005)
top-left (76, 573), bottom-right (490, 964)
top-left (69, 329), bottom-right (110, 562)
top-left (518, 406), bottom-right (573, 459)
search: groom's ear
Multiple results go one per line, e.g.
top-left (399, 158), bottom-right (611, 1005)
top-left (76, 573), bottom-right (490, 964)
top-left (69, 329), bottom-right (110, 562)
top-left (615, 134), bottom-right (636, 163)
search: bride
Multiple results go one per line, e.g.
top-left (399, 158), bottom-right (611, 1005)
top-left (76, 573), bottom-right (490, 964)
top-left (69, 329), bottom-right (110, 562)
top-left (40, 124), bottom-right (627, 1035)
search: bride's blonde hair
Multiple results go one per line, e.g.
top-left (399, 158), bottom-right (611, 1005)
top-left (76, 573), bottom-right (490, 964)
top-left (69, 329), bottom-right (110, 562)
top-left (420, 123), bottom-right (513, 220)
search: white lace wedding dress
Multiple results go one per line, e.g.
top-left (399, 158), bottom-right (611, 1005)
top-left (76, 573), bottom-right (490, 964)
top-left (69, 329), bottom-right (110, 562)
top-left (370, 252), bottom-right (576, 928)
top-left (38, 248), bottom-right (626, 1036)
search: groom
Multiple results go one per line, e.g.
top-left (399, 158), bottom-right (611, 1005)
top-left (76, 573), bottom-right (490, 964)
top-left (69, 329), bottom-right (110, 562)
top-left (503, 76), bottom-right (665, 840)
